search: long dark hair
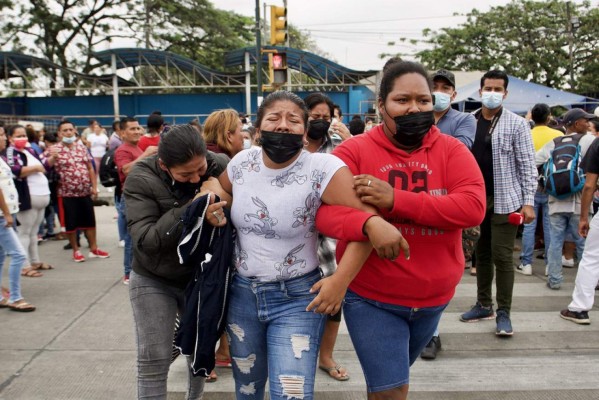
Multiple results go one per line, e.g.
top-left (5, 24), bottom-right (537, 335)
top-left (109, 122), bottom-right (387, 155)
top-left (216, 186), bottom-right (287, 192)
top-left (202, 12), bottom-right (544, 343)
top-left (158, 124), bottom-right (206, 168)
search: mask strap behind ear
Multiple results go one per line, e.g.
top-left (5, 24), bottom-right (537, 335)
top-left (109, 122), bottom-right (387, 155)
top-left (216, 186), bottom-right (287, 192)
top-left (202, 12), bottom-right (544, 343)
top-left (380, 103), bottom-right (396, 135)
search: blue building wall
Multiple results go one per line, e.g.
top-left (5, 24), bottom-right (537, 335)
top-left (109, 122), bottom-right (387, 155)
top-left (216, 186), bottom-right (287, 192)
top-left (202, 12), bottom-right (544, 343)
top-left (4, 86), bottom-right (375, 127)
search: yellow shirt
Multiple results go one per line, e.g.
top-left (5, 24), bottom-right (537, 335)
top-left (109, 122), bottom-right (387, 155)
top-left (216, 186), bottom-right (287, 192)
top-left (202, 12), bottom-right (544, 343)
top-left (531, 125), bottom-right (563, 151)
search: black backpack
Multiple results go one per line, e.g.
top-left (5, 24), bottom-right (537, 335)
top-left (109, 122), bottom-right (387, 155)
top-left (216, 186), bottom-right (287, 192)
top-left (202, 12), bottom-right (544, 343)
top-left (542, 134), bottom-right (586, 199)
top-left (99, 148), bottom-right (119, 187)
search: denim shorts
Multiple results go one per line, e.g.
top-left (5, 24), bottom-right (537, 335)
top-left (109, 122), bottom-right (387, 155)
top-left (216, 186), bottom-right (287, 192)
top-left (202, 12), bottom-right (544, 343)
top-left (343, 289), bottom-right (447, 393)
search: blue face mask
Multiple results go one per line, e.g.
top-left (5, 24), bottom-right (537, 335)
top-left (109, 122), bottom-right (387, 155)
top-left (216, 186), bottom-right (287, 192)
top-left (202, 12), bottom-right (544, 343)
top-left (433, 92), bottom-right (452, 112)
top-left (62, 136), bottom-right (76, 144)
top-left (481, 91), bottom-right (504, 110)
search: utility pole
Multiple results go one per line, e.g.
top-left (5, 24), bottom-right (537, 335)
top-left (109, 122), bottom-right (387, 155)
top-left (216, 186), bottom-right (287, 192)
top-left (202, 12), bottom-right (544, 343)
top-left (284, 0), bottom-right (290, 91)
top-left (565, 1), bottom-right (576, 91)
top-left (144, 0), bottom-right (151, 48)
top-left (255, 0), bottom-right (263, 102)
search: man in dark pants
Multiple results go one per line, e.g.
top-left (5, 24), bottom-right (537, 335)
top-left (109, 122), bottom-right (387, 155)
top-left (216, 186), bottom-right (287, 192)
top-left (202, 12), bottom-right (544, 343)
top-left (460, 70), bottom-right (537, 337)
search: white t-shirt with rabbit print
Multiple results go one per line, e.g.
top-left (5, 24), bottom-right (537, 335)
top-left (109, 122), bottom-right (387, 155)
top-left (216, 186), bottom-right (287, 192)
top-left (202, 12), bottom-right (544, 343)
top-left (227, 147), bottom-right (345, 282)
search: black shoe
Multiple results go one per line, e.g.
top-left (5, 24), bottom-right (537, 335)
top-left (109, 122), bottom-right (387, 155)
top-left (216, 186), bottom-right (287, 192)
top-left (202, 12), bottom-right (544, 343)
top-left (420, 336), bottom-right (441, 360)
top-left (63, 241), bottom-right (81, 250)
top-left (560, 309), bottom-right (590, 325)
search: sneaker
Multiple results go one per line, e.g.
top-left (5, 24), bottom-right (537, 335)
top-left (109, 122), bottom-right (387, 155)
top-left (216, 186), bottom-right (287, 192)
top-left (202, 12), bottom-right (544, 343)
top-left (122, 275), bottom-right (130, 285)
top-left (560, 309), bottom-right (590, 325)
top-left (562, 256), bottom-right (575, 268)
top-left (420, 336), bottom-right (441, 360)
top-left (515, 264), bottom-right (532, 276)
top-left (118, 240), bottom-right (125, 248)
top-left (546, 281), bottom-right (561, 290)
top-left (495, 309), bottom-right (514, 336)
top-left (460, 302), bottom-right (495, 322)
top-left (89, 248), bottom-right (110, 259)
top-left (73, 251), bottom-right (85, 263)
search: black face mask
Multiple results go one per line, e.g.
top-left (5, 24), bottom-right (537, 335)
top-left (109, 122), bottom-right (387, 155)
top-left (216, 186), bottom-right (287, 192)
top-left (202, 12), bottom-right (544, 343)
top-left (167, 168), bottom-right (200, 196)
top-left (259, 130), bottom-right (304, 164)
top-left (390, 111), bottom-right (435, 147)
top-left (307, 119), bottom-right (330, 140)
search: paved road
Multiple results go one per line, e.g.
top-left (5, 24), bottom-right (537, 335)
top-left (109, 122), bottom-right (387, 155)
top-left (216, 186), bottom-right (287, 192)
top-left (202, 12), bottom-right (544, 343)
top-left (1, 205), bottom-right (598, 400)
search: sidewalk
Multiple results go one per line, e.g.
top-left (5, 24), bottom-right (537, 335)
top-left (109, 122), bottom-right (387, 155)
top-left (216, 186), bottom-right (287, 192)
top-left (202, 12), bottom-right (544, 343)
top-left (1, 205), bottom-right (598, 400)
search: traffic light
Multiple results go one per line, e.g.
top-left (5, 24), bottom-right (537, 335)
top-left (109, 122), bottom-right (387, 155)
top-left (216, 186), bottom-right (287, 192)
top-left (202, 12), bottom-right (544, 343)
top-left (269, 52), bottom-right (287, 86)
top-left (270, 5), bottom-right (287, 46)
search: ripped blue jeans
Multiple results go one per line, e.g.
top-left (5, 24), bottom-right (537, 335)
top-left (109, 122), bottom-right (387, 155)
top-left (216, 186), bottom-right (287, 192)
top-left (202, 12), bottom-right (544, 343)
top-left (226, 269), bottom-right (325, 400)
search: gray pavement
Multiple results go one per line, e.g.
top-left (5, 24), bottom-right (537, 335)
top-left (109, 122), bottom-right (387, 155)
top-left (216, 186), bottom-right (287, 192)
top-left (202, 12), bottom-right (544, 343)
top-left (1, 203), bottom-right (599, 400)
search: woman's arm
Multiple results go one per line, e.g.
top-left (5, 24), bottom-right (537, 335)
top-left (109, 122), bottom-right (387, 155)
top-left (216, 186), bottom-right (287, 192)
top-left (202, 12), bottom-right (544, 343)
top-left (353, 142), bottom-right (486, 229)
top-left (125, 174), bottom-right (191, 263)
top-left (307, 166), bottom-right (409, 315)
top-left (18, 164), bottom-right (45, 178)
top-left (320, 166), bottom-right (410, 259)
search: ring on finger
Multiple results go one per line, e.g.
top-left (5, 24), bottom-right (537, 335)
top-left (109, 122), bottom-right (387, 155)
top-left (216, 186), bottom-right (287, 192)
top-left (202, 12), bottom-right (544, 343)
top-left (367, 180), bottom-right (372, 187)
top-left (212, 211), bottom-right (223, 223)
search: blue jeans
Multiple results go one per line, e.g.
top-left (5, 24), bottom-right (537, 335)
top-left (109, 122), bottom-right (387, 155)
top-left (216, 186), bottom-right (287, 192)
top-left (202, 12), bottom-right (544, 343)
top-left (547, 213), bottom-right (586, 286)
top-left (116, 196), bottom-right (132, 276)
top-left (129, 271), bottom-right (205, 400)
top-left (115, 194), bottom-right (127, 242)
top-left (226, 269), bottom-right (325, 400)
top-left (521, 192), bottom-right (551, 265)
top-left (0, 215), bottom-right (27, 303)
top-left (343, 289), bottom-right (447, 392)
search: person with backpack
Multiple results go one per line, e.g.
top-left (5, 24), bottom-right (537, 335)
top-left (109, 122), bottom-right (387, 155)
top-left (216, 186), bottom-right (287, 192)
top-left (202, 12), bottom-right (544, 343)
top-left (516, 104), bottom-right (563, 276)
top-left (560, 135), bottom-right (599, 324)
top-left (113, 117), bottom-right (157, 284)
top-left (535, 108), bottom-right (597, 290)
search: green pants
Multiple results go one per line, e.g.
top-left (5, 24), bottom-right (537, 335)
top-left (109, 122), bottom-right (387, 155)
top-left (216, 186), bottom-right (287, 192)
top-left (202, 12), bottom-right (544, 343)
top-left (475, 200), bottom-right (519, 314)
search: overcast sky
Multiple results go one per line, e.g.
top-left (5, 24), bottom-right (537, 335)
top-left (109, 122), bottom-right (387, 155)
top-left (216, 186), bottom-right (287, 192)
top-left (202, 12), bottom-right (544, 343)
top-left (218, 0), bottom-right (594, 71)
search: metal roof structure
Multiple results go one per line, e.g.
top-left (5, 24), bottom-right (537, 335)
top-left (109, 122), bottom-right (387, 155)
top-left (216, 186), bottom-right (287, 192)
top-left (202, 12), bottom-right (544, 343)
top-left (92, 48), bottom-right (247, 89)
top-left (225, 46), bottom-right (378, 89)
top-left (1, 47), bottom-right (379, 95)
top-left (0, 51), bottom-right (129, 94)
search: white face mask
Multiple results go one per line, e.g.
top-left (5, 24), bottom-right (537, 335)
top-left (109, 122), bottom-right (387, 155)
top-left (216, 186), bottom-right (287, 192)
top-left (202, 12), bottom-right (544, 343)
top-left (432, 92), bottom-right (452, 112)
top-left (62, 136), bottom-right (76, 144)
top-left (243, 138), bottom-right (251, 149)
top-left (481, 91), bottom-right (504, 110)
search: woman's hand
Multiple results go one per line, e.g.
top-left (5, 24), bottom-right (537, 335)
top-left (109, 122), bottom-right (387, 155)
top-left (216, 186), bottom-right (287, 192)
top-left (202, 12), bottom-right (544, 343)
top-left (204, 193), bottom-right (228, 227)
top-left (4, 214), bottom-right (14, 228)
top-left (363, 216), bottom-right (410, 260)
top-left (354, 174), bottom-right (394, 210)
top-left (306, 274), bottom-right (348, 315)
top-left (330, 120), bottom-right (351, 141)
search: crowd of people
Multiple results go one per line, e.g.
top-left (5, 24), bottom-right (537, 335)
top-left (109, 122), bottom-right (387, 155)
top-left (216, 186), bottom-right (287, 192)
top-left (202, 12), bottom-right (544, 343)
top-left (1, 59), bottom-right (598, 400)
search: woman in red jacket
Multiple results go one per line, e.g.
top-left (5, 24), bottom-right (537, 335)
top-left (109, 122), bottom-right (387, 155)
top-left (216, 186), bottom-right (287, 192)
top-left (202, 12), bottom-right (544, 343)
top-left (315, 61), bottom-right (486, 400)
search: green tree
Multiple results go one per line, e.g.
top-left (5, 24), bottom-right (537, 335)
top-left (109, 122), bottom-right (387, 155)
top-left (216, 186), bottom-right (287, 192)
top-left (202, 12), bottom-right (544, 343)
top-left (0, 0), bottom-right (135, 88)
top-left (415, 0), bottom-right (599, 93)
top-left (138, 0), bottom-right (254, 71)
